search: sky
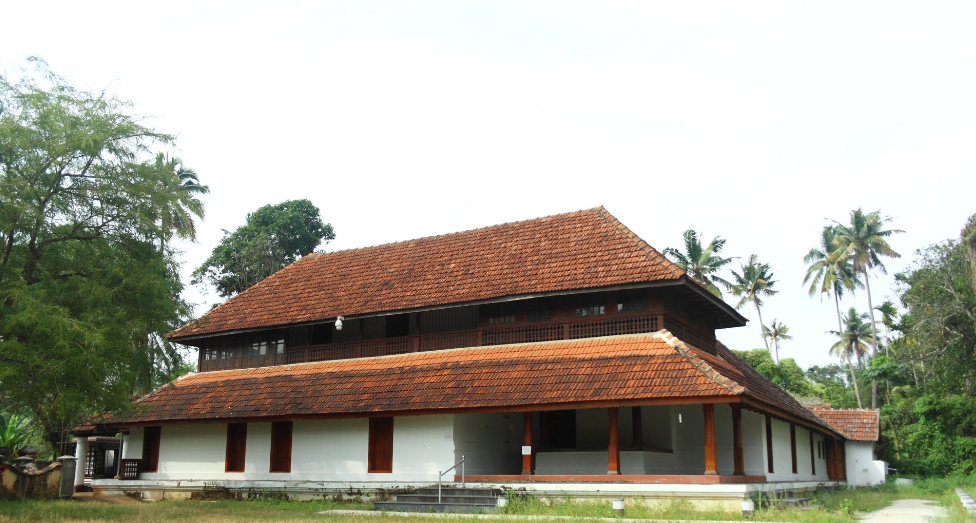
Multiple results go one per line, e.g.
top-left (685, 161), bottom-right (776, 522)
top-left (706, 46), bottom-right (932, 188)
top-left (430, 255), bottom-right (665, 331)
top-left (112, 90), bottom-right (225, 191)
top-left (2, 1), bottom-right (974, 370)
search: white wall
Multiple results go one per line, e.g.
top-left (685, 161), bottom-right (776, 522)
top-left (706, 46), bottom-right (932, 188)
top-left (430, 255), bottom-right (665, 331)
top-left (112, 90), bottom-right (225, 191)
top-left (672, 404), bottom-right (705, 474)
top-left (128, 415), bottom-right (455, 482)
top-left (764, 418), bottom-right (829, 482)
top-left (453, 412), bottom-right (522, 475)
top-left (741, 410), bottom-right (765, 476)
top-left (845, 441), bottom-right (883, 486)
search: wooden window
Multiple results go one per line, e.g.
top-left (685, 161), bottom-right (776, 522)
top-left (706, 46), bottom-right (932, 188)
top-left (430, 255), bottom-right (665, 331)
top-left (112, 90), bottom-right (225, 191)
top-left (790, 424), bottom-right (798, 474)
top-left (765, 415), bottom-right (773, 473)
top-left (575, 300), bottom-right (605, 317)
top-left (142, 426), bottom-right (161, 473)
top-left (368, 417), bottom-right (394, 473)
top-left (526, 305), bottom-right (552, 322)
top-left (269, 421), bottom-right (293, 473)
top-left (616, 291), bottom-right (648, 313)
top-left (225, 423), bottom-right (247, 472)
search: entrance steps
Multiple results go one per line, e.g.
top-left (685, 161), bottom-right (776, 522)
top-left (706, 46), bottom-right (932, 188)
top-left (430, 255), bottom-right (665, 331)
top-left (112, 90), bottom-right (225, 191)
top-left (374, 486), bottom-right (501, 513)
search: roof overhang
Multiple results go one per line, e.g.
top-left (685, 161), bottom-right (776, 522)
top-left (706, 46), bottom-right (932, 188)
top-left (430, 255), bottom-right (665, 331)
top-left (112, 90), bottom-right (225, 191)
top-left (170, 278), bottom-right (746, 345)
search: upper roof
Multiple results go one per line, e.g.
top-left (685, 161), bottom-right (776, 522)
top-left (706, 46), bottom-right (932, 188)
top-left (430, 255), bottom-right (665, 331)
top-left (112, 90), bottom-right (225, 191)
top-left (81, 331), bottom-right (837, 437)
top-left (807, 405), bottom-right (880, 442)
top-left (171, 207), bottom-right (744, 341)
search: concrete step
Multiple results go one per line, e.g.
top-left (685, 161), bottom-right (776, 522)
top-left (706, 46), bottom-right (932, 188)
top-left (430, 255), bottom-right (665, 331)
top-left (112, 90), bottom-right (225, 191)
top-left (779, 497), bottom-right (811, 507)
top-left (373, 501), bottom-right (497, 513)
top-left (397, 494), bottom-right (499, 504)
top-left (413, 487), bottom-right (501, 497)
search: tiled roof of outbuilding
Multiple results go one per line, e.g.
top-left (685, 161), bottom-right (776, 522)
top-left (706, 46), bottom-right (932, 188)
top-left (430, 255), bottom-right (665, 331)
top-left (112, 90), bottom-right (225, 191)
top-left (170, 207), bottom-right (742, 340)
top-left (81, 332), bottom-right (838, 437)
top-left (808, 406), bottom-right (880, 442)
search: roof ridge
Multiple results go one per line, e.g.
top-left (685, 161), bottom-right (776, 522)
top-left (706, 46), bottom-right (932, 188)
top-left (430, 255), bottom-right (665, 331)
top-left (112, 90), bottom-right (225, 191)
top-left (654, 330), bottom-right (746, 395)
top-left (595, 207), bottom-right (684, 279)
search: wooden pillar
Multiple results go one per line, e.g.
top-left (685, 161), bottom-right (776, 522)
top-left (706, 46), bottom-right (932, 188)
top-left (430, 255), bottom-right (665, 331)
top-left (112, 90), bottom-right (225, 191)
top-left (522, 412), bottom-right (533, 475)
top-left (790, 423), bottom-right (798, 474)
top-left (765, 415), bottom-right (774, 473)
top-left (703, 404), bottom-right (718, 475)
top-left (809, 431), bottom-right (816, 476)
top-left (631, 406), bottom-right (643, 449)
top-left (608, 407), bottom-right (620, 475)
top-left (731, 405), bottom-right (744, 476)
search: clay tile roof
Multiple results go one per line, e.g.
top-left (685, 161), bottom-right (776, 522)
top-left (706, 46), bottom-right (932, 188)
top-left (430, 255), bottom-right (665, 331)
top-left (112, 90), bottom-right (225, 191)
top-left (807, 406), bottom-right (880, 442)
top-left (83, 332), bottom-right (836, 438)
top-left (170, 207), bottom-right (687, 340)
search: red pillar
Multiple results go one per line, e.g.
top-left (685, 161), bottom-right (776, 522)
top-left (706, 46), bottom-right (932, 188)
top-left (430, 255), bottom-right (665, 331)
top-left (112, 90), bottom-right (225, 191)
top-left (731, 405), bottom-right (744, 476)
top-left (522, 412), bottom-right (533, 475)
top-left (608, 407), bottom-right (620, 475)
top-left (703, 404), bottom-right (718, 475)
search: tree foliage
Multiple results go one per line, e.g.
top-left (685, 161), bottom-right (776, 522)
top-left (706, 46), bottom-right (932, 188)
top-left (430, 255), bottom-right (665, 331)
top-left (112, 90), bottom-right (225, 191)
top-left (0, 58), bottom-right (196, 449)
top-left (729, 254), bottom-right (778, 353)
top-left (192, 199), bottom-right (335, 298)
top-left (663, 229), bottom-right (732, 297)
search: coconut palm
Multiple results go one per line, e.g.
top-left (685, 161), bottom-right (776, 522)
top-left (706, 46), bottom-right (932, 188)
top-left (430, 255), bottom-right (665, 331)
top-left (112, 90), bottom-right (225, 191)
top-left (875, 300), bottom-right (899, 354)
top-left (729, 254), bottom-right (778, 353)
top-left (762, 319), bottom-right (792, 364)
top-left (830, 209), bottom-right (902, 408)
top-left (829, 307), bottom-right (875, 408)
top-left (663, 230), bottom-right (732, 298)
top-left (803, 225), bottom-right (863, 333)
top-left (152, 152), bottom-right (209, 255)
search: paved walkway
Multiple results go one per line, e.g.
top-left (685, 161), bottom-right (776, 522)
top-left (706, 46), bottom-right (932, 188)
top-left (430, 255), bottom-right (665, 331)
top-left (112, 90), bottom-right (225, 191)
top-left (858, 499), bottom-right (946, 523)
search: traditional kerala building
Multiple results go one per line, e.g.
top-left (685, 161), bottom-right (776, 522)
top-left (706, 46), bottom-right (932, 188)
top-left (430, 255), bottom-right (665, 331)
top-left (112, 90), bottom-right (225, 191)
top-left (74, 207), bottom-right (876, 505)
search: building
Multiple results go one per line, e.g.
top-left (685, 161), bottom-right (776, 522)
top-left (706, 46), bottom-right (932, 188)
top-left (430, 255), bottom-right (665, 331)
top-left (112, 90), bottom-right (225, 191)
top-left (73, 207), bottom-right (880, 505)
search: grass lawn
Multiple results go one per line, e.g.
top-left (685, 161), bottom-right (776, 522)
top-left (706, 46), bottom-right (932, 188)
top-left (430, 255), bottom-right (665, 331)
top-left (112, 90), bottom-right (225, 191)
top-left (1, 477), bottom-right (974, 523)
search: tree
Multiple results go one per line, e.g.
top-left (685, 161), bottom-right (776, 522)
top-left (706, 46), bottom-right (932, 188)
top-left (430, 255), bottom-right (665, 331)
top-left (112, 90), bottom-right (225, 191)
top-left (0, 58), bottom-right (195, 451)
top-left (192, 199), bottom-right (335, 298)
top-left (831, 208), bottom-right (903, 408)
top-left (729, 254), bottom-right (778, 353)
top-left (763, 319), bottom-right (792, 364)
top-left (828, 307), bottom-right (874, 408)
top-left (151, 152), bottom-right (208, 255)
top-left (803, 225), bottom-right (863, 333)
top-left (663, 230), bottom-right (732, 297)
top-left (733, 349), bottom-right (815, 397)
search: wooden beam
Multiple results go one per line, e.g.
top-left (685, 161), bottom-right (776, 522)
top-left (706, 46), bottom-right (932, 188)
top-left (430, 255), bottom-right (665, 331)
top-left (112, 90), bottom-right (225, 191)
top-left (765, 414), bottom-right (774, 474)
top-left (522, 412), bottom-right (533, 475)
top-left (631, 406), bottom-right (643, 450)
top-left (703, 404), bottom-right (717, 475)
top-left (608, 407), bottom-right (620, 475)
top-left (731, 404), bottom-right (744, 476)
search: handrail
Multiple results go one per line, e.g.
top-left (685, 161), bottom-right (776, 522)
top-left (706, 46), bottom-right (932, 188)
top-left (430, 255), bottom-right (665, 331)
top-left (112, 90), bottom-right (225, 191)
top-left (437, 455), bottom-right (464, 503)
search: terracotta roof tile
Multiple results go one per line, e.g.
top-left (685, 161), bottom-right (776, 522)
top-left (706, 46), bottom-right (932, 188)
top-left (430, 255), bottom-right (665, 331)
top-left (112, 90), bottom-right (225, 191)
top-left (86, 332), bottom-right (834, 437)
top-left (808, 406), bottom-right (880, 442)
top-left (171, 207), bottom-right (685, 340)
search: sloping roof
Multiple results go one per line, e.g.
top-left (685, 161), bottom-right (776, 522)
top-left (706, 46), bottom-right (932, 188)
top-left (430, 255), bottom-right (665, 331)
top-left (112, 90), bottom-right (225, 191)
top-left (81, 332), bottom-right (837, 437)
top-left (808, 406), bottom-right (880, 442)
top-left (171, 207), bottom-right (743, 341)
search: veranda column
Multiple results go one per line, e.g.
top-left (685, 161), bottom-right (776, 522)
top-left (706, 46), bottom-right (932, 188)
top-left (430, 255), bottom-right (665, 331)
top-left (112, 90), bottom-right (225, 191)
top-left (731, 404), bottom-right (745, 475)
top-left (607, 407), bottom-right (620, 475)
top-left (73, 436), bottom-right (88, 491)
top-left (702, 404), bottom-right (718, 475)
top-left (522, 412), bottom-right (533, 475)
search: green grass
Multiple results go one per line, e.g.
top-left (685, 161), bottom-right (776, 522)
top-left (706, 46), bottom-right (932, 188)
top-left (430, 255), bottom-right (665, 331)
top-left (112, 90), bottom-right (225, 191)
top-left (2, 477), bottom-right (975, 523)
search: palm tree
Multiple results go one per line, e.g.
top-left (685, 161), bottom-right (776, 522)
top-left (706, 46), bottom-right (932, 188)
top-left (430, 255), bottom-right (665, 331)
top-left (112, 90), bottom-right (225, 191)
top-left (830, 209), bottom-right (902, 408)
top-left (829, 307), bottom-right (874, 408)
top-left (729, 254), bottom-right (778, 353)
top-left (663, 230), bottom-right (732, 297)
top-left (763, 319), bottom-right (792, 364)
top-left (152, 152), bottom-right (209, 256)
top-left (875, 300), bottom-right (899, 355)
top-left (803, 225), bottom-right (863, 333)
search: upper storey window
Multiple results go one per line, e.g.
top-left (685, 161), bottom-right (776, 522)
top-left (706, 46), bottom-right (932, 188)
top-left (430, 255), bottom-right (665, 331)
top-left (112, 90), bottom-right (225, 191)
top-left (575, 298), bottom-right (605, 317)
top-left (616, 291), bottom-right (648, 313)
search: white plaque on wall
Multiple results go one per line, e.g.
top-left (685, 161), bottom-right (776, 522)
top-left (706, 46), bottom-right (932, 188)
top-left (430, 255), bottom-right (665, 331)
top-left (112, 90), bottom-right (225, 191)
top-left (521, 445), bottom-right (532, 456)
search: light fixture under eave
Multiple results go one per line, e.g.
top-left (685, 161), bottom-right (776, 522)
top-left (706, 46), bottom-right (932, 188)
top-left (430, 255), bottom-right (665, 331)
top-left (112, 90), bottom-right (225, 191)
top-left (335, 316), bottom-right (344, 331)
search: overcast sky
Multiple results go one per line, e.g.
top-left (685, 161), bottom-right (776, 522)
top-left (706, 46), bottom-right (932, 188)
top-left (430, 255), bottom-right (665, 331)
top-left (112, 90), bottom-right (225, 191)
top-left (2, 1), bottom-right (974, 370)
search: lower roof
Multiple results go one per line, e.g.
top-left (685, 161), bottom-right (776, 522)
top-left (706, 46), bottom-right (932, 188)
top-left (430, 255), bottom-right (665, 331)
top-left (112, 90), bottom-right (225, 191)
top-left (808, 406), bottom-right (881, 442)
top-left (78, 331), bottom-right (839, 437)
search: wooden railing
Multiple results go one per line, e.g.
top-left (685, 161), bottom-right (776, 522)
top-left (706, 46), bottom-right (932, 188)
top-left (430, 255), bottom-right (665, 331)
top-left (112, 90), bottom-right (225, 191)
top-left (198, 313), bottom-right (715, 372)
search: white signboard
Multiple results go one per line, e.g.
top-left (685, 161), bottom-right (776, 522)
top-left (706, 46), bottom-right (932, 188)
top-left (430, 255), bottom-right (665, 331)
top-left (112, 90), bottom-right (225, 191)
top-left (521, 445), bottom-right (532, 456)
